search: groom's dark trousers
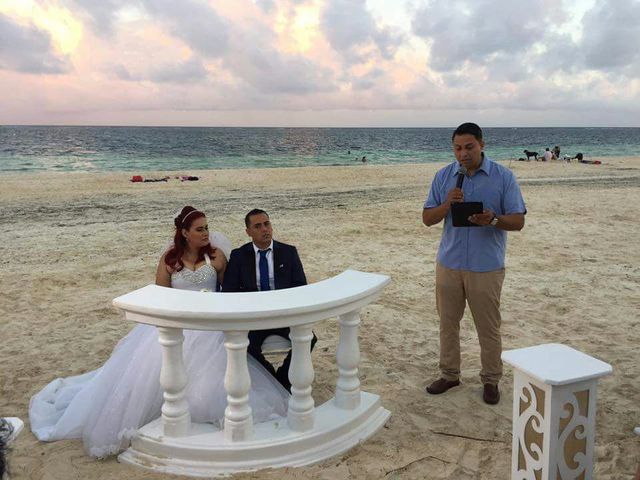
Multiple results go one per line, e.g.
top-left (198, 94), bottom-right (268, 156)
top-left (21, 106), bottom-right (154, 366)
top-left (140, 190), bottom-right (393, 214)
top-left (222, 240), bottom-right (317, 391)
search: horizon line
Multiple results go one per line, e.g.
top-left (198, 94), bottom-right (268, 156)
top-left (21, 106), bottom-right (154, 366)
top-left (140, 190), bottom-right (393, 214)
top-left (2, 124), bottom-right (640, 129)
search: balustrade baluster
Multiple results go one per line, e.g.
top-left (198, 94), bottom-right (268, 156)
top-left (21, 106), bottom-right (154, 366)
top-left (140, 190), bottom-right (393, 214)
top-left (335, 310), bottom-right (361, 409)
top-left (223, 330), bottom-right (253, 442)
top-left (157, 327), bottom-right (190, 437)
top-left (287, 324), bottom-right (315, 431)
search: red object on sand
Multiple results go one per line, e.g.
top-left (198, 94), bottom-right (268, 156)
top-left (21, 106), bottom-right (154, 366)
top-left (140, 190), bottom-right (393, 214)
top-left (131, 175), bottom-right (143, 182)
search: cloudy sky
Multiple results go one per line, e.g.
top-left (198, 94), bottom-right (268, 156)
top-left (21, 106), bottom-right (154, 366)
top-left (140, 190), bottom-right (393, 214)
top-left (1, 0), bottom-right (639, 126)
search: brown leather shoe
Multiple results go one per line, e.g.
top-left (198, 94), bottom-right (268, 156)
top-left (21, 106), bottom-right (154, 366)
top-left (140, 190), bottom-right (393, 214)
top-left (483, 383), bottom-right (500, 404)
top-left (426, 378), bottom-right (460, 395)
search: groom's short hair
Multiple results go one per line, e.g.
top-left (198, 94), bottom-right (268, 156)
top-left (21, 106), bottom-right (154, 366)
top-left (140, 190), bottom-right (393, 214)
top-left (245, 208), bottom-right (269, 227)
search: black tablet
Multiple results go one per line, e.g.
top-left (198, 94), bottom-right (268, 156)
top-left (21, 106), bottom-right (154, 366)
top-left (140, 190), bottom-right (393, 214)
top-left (451, 202), bottom-right (483, 227)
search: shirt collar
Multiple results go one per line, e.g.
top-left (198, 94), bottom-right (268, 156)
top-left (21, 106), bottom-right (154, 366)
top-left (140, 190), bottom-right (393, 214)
top-left (252, 241), bottom-right (274, 254)
top-left (477, 153), bottom-right (492, 175)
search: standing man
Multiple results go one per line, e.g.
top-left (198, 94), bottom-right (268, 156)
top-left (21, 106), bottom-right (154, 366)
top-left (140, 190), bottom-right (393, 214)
top-left (222, 209), bottom-right (316, 391)
top-left (423, 123), bottom-right (526, 405)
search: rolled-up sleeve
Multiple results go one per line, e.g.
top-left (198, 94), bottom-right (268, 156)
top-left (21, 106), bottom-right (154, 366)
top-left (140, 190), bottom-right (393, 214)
top-left (424, 172), bottom-right (443, 209)
top-left (503, 171), bottom-right (527, 215)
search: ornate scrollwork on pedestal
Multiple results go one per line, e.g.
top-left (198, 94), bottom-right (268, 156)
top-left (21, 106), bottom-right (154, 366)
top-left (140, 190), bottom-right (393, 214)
top-left (557, 389), bottom-right (589, 479)
top-left (515, 382), bottom-right (546, 480)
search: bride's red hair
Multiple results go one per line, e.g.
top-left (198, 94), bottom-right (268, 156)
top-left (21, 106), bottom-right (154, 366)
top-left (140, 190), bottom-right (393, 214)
top-left (164, 206), bottom-right (215, 272)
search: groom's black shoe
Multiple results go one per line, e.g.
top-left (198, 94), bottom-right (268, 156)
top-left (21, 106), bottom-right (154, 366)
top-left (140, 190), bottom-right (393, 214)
top-left (426, 378), bottom-right (460, 395)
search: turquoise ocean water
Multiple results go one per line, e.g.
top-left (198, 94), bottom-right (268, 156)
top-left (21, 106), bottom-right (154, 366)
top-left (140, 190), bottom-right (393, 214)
top-left (1, 126), bottom-right (639, 173)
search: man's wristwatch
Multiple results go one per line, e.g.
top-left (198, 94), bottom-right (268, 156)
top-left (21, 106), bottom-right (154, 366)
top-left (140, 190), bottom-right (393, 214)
top-left (490, 214), bottom-right (499, 226)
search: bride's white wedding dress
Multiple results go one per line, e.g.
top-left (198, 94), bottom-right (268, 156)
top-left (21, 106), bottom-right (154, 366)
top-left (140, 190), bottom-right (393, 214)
top-left (29, 253), bottom-right (289, 458)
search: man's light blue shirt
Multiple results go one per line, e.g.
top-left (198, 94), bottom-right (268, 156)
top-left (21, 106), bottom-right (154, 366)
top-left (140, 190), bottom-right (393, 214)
top-left (424, 156), bottom-right (526, 272)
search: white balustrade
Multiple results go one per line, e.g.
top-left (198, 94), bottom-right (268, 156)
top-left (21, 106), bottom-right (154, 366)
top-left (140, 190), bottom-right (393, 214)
top-left (502, 344), bottom-right (612, 480)
top-left (112, 269), bottom-right (391, 477)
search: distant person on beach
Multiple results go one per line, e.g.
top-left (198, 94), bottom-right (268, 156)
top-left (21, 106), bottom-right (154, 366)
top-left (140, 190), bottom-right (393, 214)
top-left (543, 148), bottom-right (553, 162)
top-left (573, 153), bottom-right (601, 164)
top-left (422, 122), bottom-right (526, 405)
top-left (362, 156), bottom-right (367, 163)
top-left (553, 145), bottom-right (560, 160)
top-left (29, 207), bottom-right (288, 457)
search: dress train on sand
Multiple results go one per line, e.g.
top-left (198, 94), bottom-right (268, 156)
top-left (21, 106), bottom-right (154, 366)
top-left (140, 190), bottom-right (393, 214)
top-left (29, 249), bottom-right (289, 457)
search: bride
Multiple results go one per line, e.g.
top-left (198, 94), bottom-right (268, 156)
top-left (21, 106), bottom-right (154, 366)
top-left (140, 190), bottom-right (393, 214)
top-left (29, 206), bottom-right (289, 458)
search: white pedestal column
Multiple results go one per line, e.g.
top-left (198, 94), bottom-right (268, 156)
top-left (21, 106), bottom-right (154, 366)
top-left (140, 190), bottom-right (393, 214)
top-left (157, 327), bottom-right (190, 437)
top-left (503, 344), bottom-right (612, 480)
top-left (223, 330), bottom-right (253, 442)
top-left (335, 310), bottom-right (361, 409)
top-left (287, 324), bottom-right (315, 431)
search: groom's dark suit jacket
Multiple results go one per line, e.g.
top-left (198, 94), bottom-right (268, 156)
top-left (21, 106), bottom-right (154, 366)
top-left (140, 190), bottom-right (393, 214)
top-left (222, 240), bottom-right (307, 293)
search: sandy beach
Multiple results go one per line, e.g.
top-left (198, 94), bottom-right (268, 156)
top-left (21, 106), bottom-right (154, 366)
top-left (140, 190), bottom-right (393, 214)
top-left (1, 157), bottom-right (639, 479)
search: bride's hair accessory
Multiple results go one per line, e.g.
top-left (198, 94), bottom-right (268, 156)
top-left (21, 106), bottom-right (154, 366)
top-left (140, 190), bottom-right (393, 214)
top-left (181, 210), bottom-right (201, 225)
top-left (174, 206), bottom-right (203, 228)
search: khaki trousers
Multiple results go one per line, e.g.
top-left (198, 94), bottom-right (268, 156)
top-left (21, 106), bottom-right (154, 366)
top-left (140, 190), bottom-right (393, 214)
top-left (435, 262), bottom-right (505, 385)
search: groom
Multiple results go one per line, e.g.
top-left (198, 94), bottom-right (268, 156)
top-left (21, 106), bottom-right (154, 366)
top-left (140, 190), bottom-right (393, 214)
top-left (222, 209), bottom-right (317, 391)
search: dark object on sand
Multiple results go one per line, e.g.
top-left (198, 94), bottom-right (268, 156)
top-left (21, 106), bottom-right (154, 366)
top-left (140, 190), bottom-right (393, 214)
top-left (0, 418), bottom-right (15, 479)
top-left (179, 176), bottom-right (199, 181)
top-left (574, 152), bottom-right (601, 164)
top-left (523, 149), bottom-right (538, 161)
top-left (579, 159), bottom-right (602, 164)
top-left (130, 175), bottom-right (170, 182)
top-left (143, 177), bottom-right (169, 182)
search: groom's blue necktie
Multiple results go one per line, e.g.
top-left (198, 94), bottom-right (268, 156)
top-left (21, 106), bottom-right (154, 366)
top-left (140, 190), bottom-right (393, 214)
top-left (259, 249), bottom-right (270, 291)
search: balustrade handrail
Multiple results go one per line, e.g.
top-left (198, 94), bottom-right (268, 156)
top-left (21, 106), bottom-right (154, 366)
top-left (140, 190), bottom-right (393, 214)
top-left (113, 269), bottom-right (390, 331)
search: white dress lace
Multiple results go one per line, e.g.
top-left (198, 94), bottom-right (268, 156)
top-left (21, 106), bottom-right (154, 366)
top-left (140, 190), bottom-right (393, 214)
top-left (29, 253), bottom-right (289, 457)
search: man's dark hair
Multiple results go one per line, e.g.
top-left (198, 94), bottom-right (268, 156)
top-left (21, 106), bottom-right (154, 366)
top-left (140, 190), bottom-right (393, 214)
top-left (245, 208), bottom-right (269, 227)
top-left (452, 122), bottom-right (483, 142)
